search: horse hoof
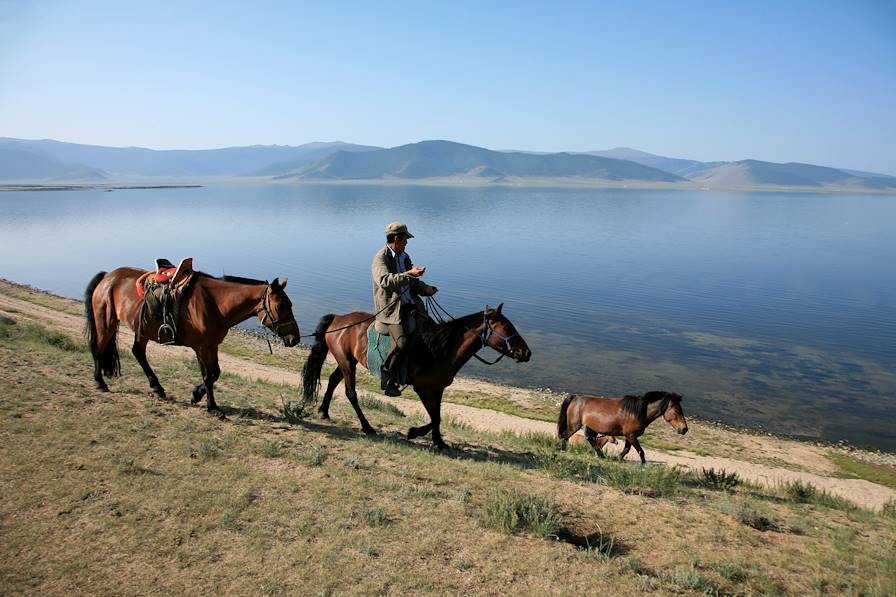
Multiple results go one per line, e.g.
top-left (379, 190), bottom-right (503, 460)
top-left (96, 384), bottom-right (110, 393)
top-left (434, 441), bottom-right (450, 451)
top-left (318, 411), bottom-right (330, 420)
top-left (152, 387), bottom-right (167, 399)
top-left (407, 427), bottom-right (421, 440)
top-left (362, 427), bottom-right (378, 436)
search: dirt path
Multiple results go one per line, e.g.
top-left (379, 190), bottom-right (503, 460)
top-left (2, 285), bottom-right (894, 511)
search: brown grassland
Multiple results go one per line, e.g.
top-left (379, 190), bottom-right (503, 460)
top-left (0, 280), bottom-right (894, 595)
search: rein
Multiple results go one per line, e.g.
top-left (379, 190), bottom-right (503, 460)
top-left (297, 298), bottom-right (400, 340)
top-left (425, 296), bottom-right (516, 365)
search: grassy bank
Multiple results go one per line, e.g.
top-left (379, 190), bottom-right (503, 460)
top-left (1, 300), bottom-right (895, 594)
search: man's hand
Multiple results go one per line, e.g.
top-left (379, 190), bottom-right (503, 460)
top-left (406, 266), bottom-right (426, 278)
top-left (422, 285), bottom-right (438, 296)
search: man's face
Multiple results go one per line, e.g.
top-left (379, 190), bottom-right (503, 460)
top-left (394, 234), bottom-right (409, 252)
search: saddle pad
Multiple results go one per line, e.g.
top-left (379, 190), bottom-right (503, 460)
top-left (366, 323), bottom-right (390, 375)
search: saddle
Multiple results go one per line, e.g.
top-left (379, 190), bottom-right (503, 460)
top-left (136, 258), bottom-right (196, 345)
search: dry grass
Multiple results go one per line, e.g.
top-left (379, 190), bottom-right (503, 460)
top-left (1, 302), bottom-right (895, 594)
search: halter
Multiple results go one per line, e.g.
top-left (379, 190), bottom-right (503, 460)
top-left (474, 308), bottom-right (518, 365)
top-left (256, 284), bottom-right (293, 338)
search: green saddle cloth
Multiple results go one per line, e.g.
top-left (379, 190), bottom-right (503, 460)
top-left (366, 323), bottom-right (390, 377)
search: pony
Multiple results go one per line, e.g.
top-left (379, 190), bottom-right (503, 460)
top-left (85, 268), bottom-right (299, 417)
top-left (557, 391), bottom-right (688, 463)
top-left (301, 304), bottom-right (531, 448)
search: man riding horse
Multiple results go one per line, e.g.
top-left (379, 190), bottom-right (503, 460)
top-left (371, 221), bottom-right (438, 396)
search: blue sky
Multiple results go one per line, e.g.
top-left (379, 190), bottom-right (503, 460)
top-left (1, 1), bottom-right (894, 173)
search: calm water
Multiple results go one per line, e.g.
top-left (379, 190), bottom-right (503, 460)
top-left (2, 184), bottom-right (895, 449)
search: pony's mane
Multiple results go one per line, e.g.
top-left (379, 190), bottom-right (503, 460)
top-left (619, 391), bottom-right (677, 419)
top-left (418, 311), bottom-right (483, 359)
top-left (196, 271), bottom-right (267, 286)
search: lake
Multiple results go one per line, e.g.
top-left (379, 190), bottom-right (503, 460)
top-left (1, 183), bottom-right (894, 449)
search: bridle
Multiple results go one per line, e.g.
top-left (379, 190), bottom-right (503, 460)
top-left (256, 284), bottom-right (294, 338)
top-left (474, 309), bottom-right (518, 365)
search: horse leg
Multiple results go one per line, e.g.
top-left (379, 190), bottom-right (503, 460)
top-left (132, 338), bottom-right (166, 399)
top-left (630, 437), bottom-right (647, 464)
top-left (318, 368), bottom-right (344, 420)
top-left (92, 312), bottom-right (118, 392)
top-left (342, 360), bottom-right (375, 435)
top-left (415, 388), bottom-right (448, 450)
top-left (195, 346), bottom-right (224, 418)
top-left (191, 359), bottom-right (208, 405)
top-left (618, 440), bottom-right (633, 462)
top-left (584, 427), bottom-right (606, 458)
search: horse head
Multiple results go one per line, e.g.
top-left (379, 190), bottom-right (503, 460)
top-left (483, 303), bottom-right (532, 363)
top-left (662, 392), bottom-right (688, 434)
top-left (257, 277), bottom-right (301, 347)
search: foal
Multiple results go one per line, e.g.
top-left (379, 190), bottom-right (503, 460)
top-left (557, 391), bottom-right (688, 463)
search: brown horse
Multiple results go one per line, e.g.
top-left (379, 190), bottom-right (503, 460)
top-left (85, 268), bottom-right (300, 416)
top-left (557, 392), bottom-right (688, 463)
top-left (301, 304), bottom-right (531, 448)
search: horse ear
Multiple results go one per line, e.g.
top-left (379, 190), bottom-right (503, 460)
top-left (280, 277), bottom-right (288, 289)
top-left (271, 277), bottom-right (281, 289)
top-left (495, 303), bottom-right (504, 314)
top-left (485, 304), bottom-right (493, 313)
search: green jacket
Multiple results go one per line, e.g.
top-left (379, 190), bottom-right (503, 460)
top-left (371, 245), bottom-right (429, 324)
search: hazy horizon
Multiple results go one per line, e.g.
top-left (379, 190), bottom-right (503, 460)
top-left (1, 2), bottom-right (894, 173)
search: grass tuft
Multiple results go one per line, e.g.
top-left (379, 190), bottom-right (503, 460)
top-left (476, 489), bottom-right (562, 538)
top-left (697, 467), bottom-right (740, 492)
top-left (599, 461), bottom-right (683, 497)
top-left (882, 499), bottom-right (896, 519)
top-left (357, 396), bottom-right (406, 418)
top-left (781, 479), bottom-right (816, 503)
top-left (300, 445), bottom-right (329, 467)
top-left (279, 396), bottom-right (307, 424)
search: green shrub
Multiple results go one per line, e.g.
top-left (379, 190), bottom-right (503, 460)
top-left (477, 489), bottom-right (562, 538)
top-left (533, 448), bottom-right (598, 482)
top-left (782, 480), bottom-right (816, 503)
top-left (698, 467), bottom-right (740, 492)
top-left (280, 396), bottom-right (307, 424)
top-left (258, 440), bottom-right (285, 458)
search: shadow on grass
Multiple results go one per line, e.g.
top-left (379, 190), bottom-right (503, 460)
top-left (555, 528), bottom-right (630, 556)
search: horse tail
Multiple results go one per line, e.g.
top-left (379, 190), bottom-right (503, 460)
top-left (84, 271), bottom-right (120, 377)
top-left (557, 394), bottom-right (576, 440)
top-left (302, 314), bottom-right (336, 401)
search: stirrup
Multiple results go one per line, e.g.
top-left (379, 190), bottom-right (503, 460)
top-left (157, 323), bottom-right (176, 345)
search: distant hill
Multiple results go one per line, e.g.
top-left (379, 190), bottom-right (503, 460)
top-left (0, 144), bottom-right (106, 182)
top-left (0, 138), bottom-right (380, 179)
top-left (584, 147), bottom-right (896, 190)
top-left (585, 147), bottom-right (720, 176)
top-left (684, 160), bottom-right (896, 190)
top-left (292, 140), bottom-right (684, 182)
top-left (250, 142), bottom-right (381, 176)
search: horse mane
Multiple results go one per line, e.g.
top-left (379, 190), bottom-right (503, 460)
top-left (418, 311), bottom-right (483, 359)
top-left (619, 391), bottom-right (678, 419)
top-left (195, 271), bottom-right (267, 286)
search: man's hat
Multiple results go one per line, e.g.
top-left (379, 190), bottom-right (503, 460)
top-left (384, 221), bottom-right (414, 238)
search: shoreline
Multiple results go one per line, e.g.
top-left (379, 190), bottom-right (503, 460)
top-left (2, 276), bottom-right (893, 462)
top-left (2, 176), bottom-right (895, 195)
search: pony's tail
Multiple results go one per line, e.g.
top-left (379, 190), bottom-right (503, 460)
top-left (557, 394), bottom-right (576, 440)
top-left (84, 271), bottom-right (120, 377)
top-left (301, 314), bottom-right (336, 401)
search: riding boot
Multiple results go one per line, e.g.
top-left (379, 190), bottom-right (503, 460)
top-left (380, 366), bottom-right (402, 397)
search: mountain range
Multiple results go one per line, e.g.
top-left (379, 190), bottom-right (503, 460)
top-left (1, 136), bottom-right (893, 191)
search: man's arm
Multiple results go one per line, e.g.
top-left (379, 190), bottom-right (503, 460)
top-left (372, 253), bottom-right (415, 292)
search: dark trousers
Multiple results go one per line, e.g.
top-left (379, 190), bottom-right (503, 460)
top-left (383, 303), bottom-right (416, 374)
